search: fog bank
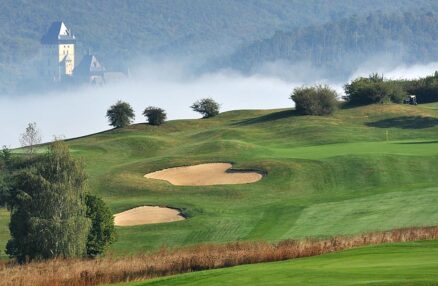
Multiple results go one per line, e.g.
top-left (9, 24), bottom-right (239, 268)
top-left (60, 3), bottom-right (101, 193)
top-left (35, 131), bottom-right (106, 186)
top-left (1, 61), bottom-right (437, 148)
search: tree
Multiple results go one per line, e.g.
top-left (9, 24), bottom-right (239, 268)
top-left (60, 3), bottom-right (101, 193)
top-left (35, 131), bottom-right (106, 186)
top-left (85, 194), bottom-right (116, 257)
top-left (106, 100), bottom-right (135, 128)
top-left (143, 106), bottom-right (167, 126)
top-left (191, 98), bottom-right (220, 118)
top-left (6, 141), bottom-right (90, 262)
top-left (344, 74), bottom-right (406, 105)
top-left (291, 85), bottom-right (338, 115)
top-left (19, 122), bottom-right (41, 154)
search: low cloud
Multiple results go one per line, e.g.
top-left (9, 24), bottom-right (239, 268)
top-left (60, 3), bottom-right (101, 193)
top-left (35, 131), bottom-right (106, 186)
top-left (1, 60), bottom-right (437, 148)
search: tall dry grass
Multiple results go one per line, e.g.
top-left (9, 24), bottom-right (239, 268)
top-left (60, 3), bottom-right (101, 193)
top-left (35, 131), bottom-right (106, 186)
top-left (1, 225), bottom-right (438, 286)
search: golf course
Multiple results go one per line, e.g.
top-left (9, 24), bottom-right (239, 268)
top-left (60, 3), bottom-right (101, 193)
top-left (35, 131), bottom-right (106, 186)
top-left (2, 102), bottom-right (438, 284)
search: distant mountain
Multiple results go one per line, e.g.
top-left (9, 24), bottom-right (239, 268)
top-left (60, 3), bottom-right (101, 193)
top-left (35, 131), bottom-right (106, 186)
top-left (1, 0), bottom-right (438, 94)
top-left (212, 12), bottom-right (438, 80)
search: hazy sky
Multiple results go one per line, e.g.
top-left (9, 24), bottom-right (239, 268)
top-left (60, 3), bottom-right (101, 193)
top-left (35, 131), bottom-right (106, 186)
top-left (1, 61), bottom-right (437, 148)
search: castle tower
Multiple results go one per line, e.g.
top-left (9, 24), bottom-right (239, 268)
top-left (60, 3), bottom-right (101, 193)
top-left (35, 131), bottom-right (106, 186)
top-left (41, 21), bottom-right (76, 81)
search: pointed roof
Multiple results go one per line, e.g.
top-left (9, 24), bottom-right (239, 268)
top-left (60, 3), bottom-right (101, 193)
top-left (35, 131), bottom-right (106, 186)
top-left (41, 21), bottom-right (76, 44)
top-left (74, 54), bottom-right (105, 76)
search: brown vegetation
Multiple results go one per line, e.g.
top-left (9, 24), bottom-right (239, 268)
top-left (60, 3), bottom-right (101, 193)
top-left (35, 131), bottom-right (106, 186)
top-left (1, 225), bottom-right (438, 286)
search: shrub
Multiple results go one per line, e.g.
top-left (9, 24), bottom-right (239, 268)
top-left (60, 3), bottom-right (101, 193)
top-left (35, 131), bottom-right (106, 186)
top-left (290, 85), bottom-right (338, 115)
top-left (143, 106), bottom-right (167, 126)
top-left (106, 100), bottom-right (135, 128)
top-left (344, 74), bottom-right (406, 105)
top-left (85, 194), bottom-right (116, 257)
top-left (191, 98), bottom-right (220, 118)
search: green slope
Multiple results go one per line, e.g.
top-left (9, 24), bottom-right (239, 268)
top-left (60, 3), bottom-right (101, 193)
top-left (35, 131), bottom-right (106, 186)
top-left (117, 240), bottom-right (438, 286)
top-left (3, 104), bottom-right (438, 256)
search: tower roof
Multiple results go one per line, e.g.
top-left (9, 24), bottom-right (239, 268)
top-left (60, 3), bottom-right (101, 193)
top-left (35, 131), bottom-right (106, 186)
top-left (41, 21), bottom-right (76, 44)
top-left (74, 54), bottom-right (105, 76)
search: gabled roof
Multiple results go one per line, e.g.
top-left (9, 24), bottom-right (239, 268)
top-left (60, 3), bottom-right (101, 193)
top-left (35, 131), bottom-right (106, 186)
top-left (74, 54), bottom-right (105, 76)
top-left (41, 21), bottom-right (76, 44)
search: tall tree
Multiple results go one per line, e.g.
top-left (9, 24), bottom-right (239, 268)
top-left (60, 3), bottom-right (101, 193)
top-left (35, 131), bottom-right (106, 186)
top-left (6, 141), bottom-right (90, 262)
top-left (106, 100), bottom-right (135, 128)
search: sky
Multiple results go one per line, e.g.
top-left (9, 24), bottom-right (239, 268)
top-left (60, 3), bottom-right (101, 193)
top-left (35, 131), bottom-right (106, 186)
top-left (0, 61), bottom-right (437, 148)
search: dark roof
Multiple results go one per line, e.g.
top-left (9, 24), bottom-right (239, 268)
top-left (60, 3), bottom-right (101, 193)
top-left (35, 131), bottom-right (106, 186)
top-left (41, 21), bottom-right (75, 44)
top-left (74, 54), bottom-right (105, 76)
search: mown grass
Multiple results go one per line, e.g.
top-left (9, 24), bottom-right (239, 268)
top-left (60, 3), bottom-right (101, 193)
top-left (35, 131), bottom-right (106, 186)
top-left (120, 240), bottom-right (438, 286)
top-left (3, 104), bottom-right (438, 257)
top-left (0, 209), bottom-right (9, 259)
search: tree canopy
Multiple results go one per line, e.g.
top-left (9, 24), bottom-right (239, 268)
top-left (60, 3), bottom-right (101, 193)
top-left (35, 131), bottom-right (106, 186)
top-left (106, 100), bottom-right (135, 128)
top-left (191, 98), bottom-right (220, 118)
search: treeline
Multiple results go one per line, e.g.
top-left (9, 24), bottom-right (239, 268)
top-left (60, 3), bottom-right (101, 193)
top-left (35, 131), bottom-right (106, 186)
top-left (291, 71), bottom-right (438, 116)
top-left (218, 12), bottom-right (438, 80)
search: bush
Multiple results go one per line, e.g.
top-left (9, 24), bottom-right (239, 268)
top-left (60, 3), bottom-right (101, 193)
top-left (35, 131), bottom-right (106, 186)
top-left (85, 194), bottom-right (116, 257)
top-left (191, 98), bottom-right (220, 118)
top-left (143, 106), bottom-right (167, 126)
top-left (106, 100), bottom-right (135, 128)
top-left (290, 85), bottom-right (338, 115)
top-left (344, 74), bottom-right (406, 105)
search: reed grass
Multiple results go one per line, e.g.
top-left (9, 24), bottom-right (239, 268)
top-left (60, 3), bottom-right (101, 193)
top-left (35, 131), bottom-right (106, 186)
top-left (1, 225), bottom-right (438, 286)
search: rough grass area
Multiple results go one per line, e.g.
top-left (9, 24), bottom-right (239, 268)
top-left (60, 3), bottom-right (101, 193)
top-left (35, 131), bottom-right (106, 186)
top-left (3, 104), bottom-right (438, 257)
top-left (122, 240), bottom-right (438, 286)
top-left (1, 226), bottom-right (438, 286)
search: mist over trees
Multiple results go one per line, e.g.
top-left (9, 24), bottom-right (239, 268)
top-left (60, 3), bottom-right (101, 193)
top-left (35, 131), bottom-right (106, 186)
top-left (219, 12), bottom-right (438, 80)
top-left (1, 1), bottom-right (438, 94)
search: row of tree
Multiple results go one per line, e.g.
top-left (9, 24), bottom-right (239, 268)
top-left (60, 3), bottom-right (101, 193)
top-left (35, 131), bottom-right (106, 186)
top-left (106, 98), bottom-right (220, 128)
top-left (290, 71), bottom-right (438, 116)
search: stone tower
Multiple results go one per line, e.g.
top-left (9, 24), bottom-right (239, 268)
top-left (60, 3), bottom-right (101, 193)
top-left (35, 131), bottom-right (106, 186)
top-left (41, 21), bottom-right (76, 81)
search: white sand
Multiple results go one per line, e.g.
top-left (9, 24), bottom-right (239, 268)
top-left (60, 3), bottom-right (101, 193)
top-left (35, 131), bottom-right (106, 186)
top-left (114, 206), bottom-right (185, 226)
top-left (144, 163), bottom-right (263, 186)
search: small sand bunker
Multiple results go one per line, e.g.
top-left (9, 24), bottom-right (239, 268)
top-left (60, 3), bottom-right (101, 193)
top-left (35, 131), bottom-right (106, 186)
top-left (114, 206), bottom-right (185, 226)
top-left (144, 163), bottom-right (263, 186)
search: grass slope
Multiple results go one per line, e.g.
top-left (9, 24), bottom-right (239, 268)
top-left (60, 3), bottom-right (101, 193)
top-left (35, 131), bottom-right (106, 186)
top-left (118, 240), bottom-right (438, 286)
top-left (3, 103), bottom-right (438, 257)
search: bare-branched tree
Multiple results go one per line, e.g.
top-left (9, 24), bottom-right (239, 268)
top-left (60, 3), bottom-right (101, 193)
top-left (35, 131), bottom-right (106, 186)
top-left (19, 122), bottom-right (42, 154)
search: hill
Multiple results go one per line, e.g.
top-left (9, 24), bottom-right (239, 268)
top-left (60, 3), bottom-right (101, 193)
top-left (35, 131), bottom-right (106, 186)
top-left (4, 103), bottom-right (438, 258)
top-left (215, 11), bottom-right (438, 80)
top-left (1, 0), bottom-right (438, 94)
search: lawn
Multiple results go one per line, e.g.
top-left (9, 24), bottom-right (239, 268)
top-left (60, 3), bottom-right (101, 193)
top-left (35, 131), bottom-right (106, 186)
top-left (2, 103), bottom-right (438, 256)
top-left (118, 240), bottom-right (438, 286)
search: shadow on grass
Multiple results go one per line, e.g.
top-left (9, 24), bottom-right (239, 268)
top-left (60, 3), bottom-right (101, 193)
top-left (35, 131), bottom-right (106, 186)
top-left (366, 116), bottom-right (438, 129)
top-left (396, 140), bottom-right (438, 145)
top-left (235, 109), bottom-right (297, 125)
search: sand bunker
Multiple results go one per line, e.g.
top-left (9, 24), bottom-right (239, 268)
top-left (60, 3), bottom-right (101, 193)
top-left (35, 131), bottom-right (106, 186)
top-left (114, 206), bottom-right (185, 226)
top-left (144, 163), bottom-right (263, 186)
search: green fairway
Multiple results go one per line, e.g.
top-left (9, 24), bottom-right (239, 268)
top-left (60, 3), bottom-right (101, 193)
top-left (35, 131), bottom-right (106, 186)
top-left (118, 240), bottom-right (438, 286)
top-left (3, 104), bottom-right (438, 256)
